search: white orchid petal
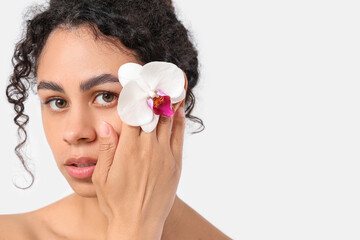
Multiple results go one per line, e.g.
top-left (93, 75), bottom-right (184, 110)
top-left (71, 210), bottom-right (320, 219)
top-left (118, 62), bottom-right (142, 87)
top-left (171, 89), bottom-right (186, 104)
top-left (141, 114), bottom-right (160, 133)
top-left (140, 62), bottom-right (185, 98)
top-left (135, 78), bottom-right (151, 93)
top-left (117, 81), bottom-right (153, 126)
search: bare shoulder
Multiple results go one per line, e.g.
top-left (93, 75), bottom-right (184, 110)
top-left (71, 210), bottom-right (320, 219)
top-left (0, 195), bottom-right (73, 240)
top-left (0, 212), bottom-right (39, 240)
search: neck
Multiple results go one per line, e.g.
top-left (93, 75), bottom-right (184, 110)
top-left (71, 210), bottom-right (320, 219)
top-left (67, 193), bottom-right (184, 240)
top-left (69, 193), bottom-right (109, 239)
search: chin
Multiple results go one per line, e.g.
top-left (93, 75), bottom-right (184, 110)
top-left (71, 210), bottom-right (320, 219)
top-left (70, 183), bottom-right (98, 198)
top-left (61, 169), bottom-right (98, 198)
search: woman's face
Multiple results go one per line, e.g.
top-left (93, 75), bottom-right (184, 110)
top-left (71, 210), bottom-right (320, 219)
top-left (36, 26), bottom-right (139, 197)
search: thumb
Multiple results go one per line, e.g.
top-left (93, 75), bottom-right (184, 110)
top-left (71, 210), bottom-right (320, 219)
top-left (93, 121), bottom-right (119, 185)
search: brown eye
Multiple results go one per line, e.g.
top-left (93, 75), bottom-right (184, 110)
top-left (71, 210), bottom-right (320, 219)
top-left (55, 99), bottom-right (67, 108)
top-left (102, 93), bottom-right (114, 102)
top-left (95, 92), bottom-right (117, 105)
top-left (47, 99), bottom-right (67, 110)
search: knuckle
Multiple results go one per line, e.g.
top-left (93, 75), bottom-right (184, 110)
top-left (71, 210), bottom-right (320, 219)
top-left (164, 160), bottom-right (177, 174)
top-left (139, 139), bottom-right (154, 156)
top-left (158, 116), bottom-right (170, 125)
top-left (140, 146), bottom-right (153, 160)
top-left (99, 142), bottom-right (114, 152)
top-left (176, 116), bottom-right (186, 125)
top-left (176, 162), bottom-right (182, 175)
top-left (173, 167), bottom-right (181, 179)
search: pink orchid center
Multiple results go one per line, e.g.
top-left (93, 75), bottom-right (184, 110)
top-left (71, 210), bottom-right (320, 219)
top-left (147, 90), bottom-right (174, 117)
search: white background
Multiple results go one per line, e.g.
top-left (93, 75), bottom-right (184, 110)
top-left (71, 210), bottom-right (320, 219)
top-left (1, 0), bottom-right (360, 239)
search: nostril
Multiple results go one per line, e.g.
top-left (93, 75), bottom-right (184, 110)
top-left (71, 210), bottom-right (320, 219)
top-left (62, 124), bottom-right (97, 144)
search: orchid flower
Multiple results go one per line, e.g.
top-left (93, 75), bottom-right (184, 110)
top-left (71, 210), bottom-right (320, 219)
top-left (117, 61), bottom-right (186, 133)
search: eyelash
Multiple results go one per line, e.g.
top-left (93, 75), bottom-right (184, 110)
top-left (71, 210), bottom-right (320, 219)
top-left (42, 91), bottom-right (119, 111)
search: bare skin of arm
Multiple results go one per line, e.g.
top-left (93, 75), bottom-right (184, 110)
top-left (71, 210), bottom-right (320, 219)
top-left (161, 195), bottom-right (232, 240)
top-left (105, 195), bottom-right (232, 240)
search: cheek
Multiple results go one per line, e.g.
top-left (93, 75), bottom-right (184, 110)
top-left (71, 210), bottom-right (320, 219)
top-left (42, 113), bottom-right (61, 138)
top-left (96, 109), bottom-right (123, 135)
top-left (41, 112), bottom-right (63, 146)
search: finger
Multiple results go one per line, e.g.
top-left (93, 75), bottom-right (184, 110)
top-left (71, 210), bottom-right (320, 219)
top-left (120, 121), bottom-right (141, 139)
top-left (156, 114), bottom-right (173, 144)
top-left (170, 107), bottom-right (186, 164)
top-left (138, 113), bottom-right (158, 138)
top-left (93, 121), bottom-right (119, 185)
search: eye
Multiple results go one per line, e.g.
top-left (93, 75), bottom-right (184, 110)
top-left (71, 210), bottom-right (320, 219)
top-left (94, 92), bottom-right (118, 106)
top-left (46, 98), bottom-right (68, 111)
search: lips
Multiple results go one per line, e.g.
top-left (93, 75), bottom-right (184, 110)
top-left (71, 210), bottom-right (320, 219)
top-left (65, 157), bottom-right (97, 166)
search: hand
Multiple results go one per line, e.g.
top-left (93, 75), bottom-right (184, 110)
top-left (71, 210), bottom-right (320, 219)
top-left (92, 106), bottom-right (186, 239)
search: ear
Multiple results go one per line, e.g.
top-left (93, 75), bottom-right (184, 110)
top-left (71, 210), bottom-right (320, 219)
top-left (173, 71), bottom-right (188, 112)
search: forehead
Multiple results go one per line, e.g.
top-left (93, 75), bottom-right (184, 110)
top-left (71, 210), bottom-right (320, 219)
top-left (36, 25), bottom-right (138, 84)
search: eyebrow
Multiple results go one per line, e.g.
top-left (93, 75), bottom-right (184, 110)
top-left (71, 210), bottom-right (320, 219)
top-left (37, 74), bottom-right (120, 93)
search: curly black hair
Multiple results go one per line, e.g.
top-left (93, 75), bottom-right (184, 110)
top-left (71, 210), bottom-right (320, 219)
top-left (6, 0), bottom-right (204, 190)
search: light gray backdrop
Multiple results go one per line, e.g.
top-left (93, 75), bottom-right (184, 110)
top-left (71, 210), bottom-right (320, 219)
top-left (1, 0), bottom-right (359, 239)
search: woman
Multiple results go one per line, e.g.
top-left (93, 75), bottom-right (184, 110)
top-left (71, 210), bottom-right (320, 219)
top-left (1, 0), bottom-right (232, 239)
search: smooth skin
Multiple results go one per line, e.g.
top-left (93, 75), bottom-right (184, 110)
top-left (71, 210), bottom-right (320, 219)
top-left (0, 25), bottom-right (231, 240)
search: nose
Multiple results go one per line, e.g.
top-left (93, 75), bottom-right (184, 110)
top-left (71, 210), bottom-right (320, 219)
top-left (62, 106), bottom-right (96, 145)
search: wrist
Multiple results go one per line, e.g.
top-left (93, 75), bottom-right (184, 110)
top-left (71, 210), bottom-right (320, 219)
top-left (106, 219), bottom-right (164, 240)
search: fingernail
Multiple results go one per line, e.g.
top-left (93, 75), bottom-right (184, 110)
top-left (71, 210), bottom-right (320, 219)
top-left (99, 121), bottom-right (110, 138)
